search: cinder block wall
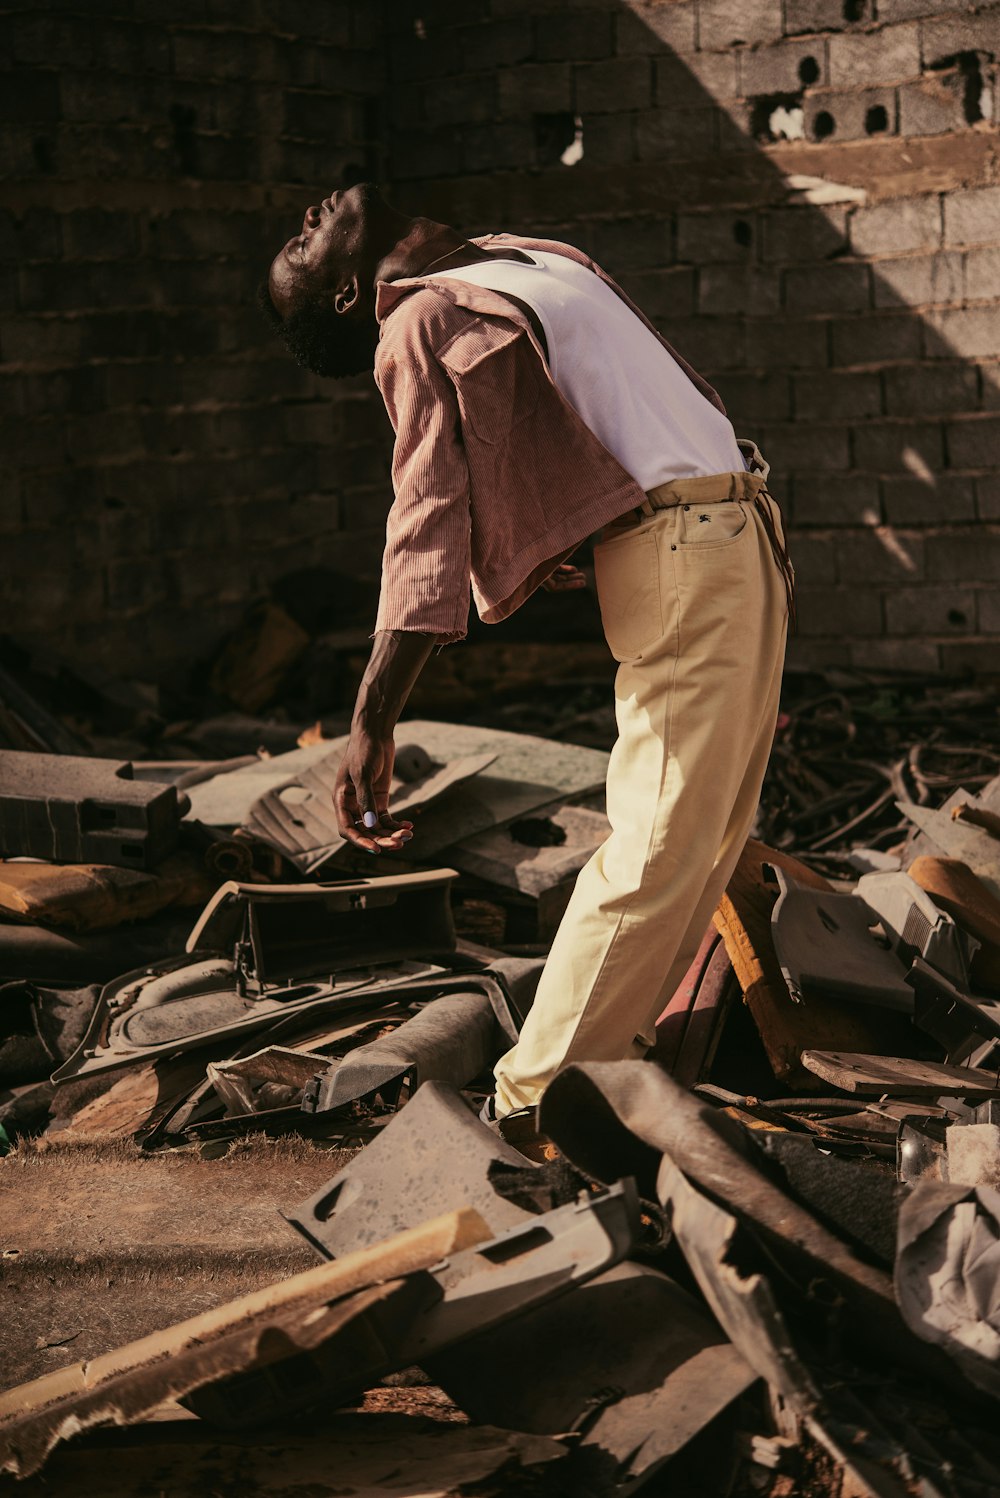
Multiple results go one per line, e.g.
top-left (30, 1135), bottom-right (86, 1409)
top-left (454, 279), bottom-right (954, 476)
top-left (0, 1), bottom-right (388, 682)
top-left (385, 0), bottom-right (1000, 675)
top-left (2, 1), bottom-right (998, 682)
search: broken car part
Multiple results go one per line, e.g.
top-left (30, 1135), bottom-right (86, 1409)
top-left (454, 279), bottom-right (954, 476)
top-left (189, 1180), bottom-right (641, 1429)
top-left (51, 871), bottom-right (462, 1086)
top-left (302, 988), bottom-right (506, 1114)
top-left (0, 751), bottom-right (185, 871)
top-left (856, 868), bottom-right (977, 989)
top-left (285, 1082), bottom-right (540, 1258)
top-left (769, 864), bottom-right (914, 1012)
top-left (426, 1258), bottom-right (756, 1492)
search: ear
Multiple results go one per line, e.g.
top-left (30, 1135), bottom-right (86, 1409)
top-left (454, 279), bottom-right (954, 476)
top-left (334, 274), bottom-right (360, 316)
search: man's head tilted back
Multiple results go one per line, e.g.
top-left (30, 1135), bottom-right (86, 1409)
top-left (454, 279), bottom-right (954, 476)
top-left (260, 182), bottom-right (395, 378)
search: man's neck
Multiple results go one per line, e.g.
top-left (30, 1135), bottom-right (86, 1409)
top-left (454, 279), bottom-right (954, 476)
top-left (375, 218), bottom-right (469, 285)
top-left (375, 220), bottom-right (533, 286)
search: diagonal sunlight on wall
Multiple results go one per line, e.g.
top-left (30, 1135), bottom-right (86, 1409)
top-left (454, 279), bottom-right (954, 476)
top-left (386, 0), bottom-right (1000, 675)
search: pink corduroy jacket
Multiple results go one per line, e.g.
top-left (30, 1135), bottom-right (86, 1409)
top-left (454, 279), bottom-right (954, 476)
top-left (372, 234), bottom-right (726, 643)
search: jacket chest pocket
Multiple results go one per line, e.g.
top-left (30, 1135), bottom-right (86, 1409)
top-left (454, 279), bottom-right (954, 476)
top-left (438, 317), bottom-right (540, 444)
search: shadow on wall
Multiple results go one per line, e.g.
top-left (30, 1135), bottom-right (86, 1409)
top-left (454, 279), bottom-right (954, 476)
top-left (384, 0), bottom-right (1000, 676)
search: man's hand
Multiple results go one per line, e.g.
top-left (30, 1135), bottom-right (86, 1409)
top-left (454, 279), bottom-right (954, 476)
top-left (334, 731), bottom-right (414, 855)
top-left (542, 562), bottom-right (587, 592)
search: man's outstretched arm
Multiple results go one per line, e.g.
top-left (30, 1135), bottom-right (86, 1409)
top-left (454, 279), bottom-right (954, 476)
top-left (334, 629), bottom-right (436, 854)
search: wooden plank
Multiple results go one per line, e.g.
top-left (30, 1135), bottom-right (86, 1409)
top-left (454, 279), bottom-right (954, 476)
top-left (801, 1051), bottom-right (1000, 1099)
top-left (713, 840), bottom-right (917, 1087)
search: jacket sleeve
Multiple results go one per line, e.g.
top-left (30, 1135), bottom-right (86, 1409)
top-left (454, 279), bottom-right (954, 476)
top-left (373, 307), bottom-right (472, 645)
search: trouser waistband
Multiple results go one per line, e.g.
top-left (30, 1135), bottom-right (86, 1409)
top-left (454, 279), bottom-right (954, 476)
top-left (642, 437), bottom-right (769, 512)
top-left (643, 468), bottom-right (765, 512)
top-left (638, 437), bottom-right (796, 630)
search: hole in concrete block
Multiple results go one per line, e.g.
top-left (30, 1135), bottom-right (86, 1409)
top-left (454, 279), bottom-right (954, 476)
top-left (928, 51), bottom-right (989, 125)
top-left (560, 116), bottom-right (584, 166)
top-left (733, 219), bottom-right (753, 248)
top-left (799, 56), bottom-right (820, 86)
top-left (843, 0), bottom-right (866, 19)
top-left (813, 110), bottom-right (836, 139)
top-left (865, 104), bottom-right (889, 133)
top-left (534, 112), bottom-right (577, 168)
top-left (33, 138), bottom-right (55, 173)
top-left (947, 609), bottom-right (968, 627)
top-left (750, 92), bottom-right (805, 142)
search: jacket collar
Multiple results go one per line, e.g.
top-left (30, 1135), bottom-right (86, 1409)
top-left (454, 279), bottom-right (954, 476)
top-left (374, 234), bottom-right (535, 329)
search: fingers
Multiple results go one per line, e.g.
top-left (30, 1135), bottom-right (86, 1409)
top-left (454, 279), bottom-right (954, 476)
top-left (334, 756), bottom-right (414, 856)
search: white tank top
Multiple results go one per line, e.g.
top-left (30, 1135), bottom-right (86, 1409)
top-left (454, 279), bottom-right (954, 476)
top-left (429, 250), bottom-right (744, 490)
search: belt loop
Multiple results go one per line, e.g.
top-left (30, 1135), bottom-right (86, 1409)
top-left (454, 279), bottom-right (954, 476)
top-left (639, 495), bottom-right (655, 518)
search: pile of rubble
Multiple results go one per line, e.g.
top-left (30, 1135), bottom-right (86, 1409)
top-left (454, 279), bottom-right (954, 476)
top-left (2, 648), bottom-right (1000, 1495)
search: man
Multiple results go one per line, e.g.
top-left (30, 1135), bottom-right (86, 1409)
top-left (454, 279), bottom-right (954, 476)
top-left (262, 182), bottom-right (793, 1125)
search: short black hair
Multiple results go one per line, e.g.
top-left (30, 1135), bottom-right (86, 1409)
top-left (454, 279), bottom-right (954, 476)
top-left (256, 282), bottom-right (377, 379)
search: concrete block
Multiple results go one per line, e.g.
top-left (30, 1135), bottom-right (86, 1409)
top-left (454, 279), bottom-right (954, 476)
top-left (797, 584), bottom-right (883, 635)
top-left (568, 111), bottom-right (634, 166)
top-left (536, 11), bottom-right (614, 61)
top-left (654, 49), bottom-right (740, 104)
top-left (828, 22), bottom-right (920, 87)
top-left (699, 264), bottom-right (781, 316)
top-left (747, 317), bottom-right (830, 368)
top-left (978, 589), bottom-right (1000, 633)
top-left (803, 84), bottom-right (898, 142)
top-left (979, 475), bottom-right (1000, 520)
top-left (388, 125), bottom-right (464, 180)
top-left (462, 121), bottom-right (535, 172)
top-left (940, 639), bottom-right (1000, 674)
top-left (832, 312), bottom-right (923, 366)
top-left (676, 209), bottom-right (758, 263)
top-left (420, 74), bottom-right (496, 126)
top-left (787, 637), bottom-right (854, 668)
top-left (898, 75), bottom-right (970, 137)
top-left (835, 528), bottom-right (926, 581)
top-left (923, 306), bottom-right (1000, 360)
top-left (883, 363), bottom-right (979, 415)
top-left (873, 251), bottom-right (963, 309)
top-left (740, 36), bottom-right (829, 94)
top-left (784, 0), bottom-right (874, 35)
top-left (634, 106), bottom-right (715, 160)
top-left (851, 637), bottom-right (940, 670)
top-left (876, 0), bottom-right (947, 19)
top-left (592, 217), bottom-right (671, 271)
top-left (983, 365), bottom-right (1000, 411)
top-left (759, 422), bottom-right (851, 472)
top-left (921, 12), bottom-right (1000, 67)
top-left (885, 584), bottom-right (978, 634)
top-left (708, 371), bottom-right (792, 422)
top-left (616, 3), bottom-right (697, 57)
top-left (657, 316), bottom-right (746, 370)
top-left (458, 19), bottom-right (533, 71)
top-left (943, 186), bottom-right (1000, 247)
top-left (762, 205), bottom-right (848, 263)
top-left (779, 532), bottom-right (838, 582)
top-left (850, 197), bottom-right (941, 256)
top-left (699, 0), bottom-right (784, 50)
top-left (966, 246), bottom-right (1000, 302)
top-left (785, 262), bottom-right (871, 314)
top-left (794, 472), bottom-right (881, 525)
top-left (926, 531), bottom-right (1000, 582)
top-left (615, 267), bottom-right (697, 318)
top-left (947, 415), bottom-right (1000, 469)
top-left (882, 473), bottom-right (976, 525)
top-left (853, 418), bottom-right (944, 473)
top-left (498, 62), bottom-right (572, 114)
top-left (575, 56), bottom-right (653, 111)
top-left (947, 1124), bottom-right (1000, 1188)
top-left (795, 370), bottom-right (882, 420)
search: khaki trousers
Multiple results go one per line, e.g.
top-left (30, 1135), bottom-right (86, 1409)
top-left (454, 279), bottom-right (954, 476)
top-left (493, 460), bottom-right (789, 1115)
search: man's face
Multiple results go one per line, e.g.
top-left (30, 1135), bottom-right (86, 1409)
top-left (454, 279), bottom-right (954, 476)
top-left (268, 182), bottom-right (381, 319)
